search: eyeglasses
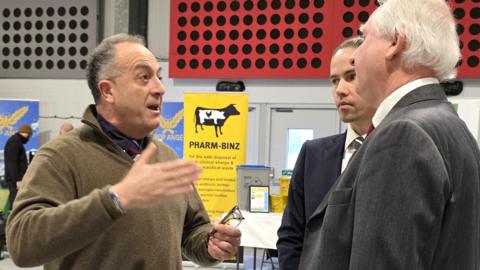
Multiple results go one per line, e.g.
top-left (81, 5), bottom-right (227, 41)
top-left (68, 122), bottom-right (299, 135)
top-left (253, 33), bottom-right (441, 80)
top-left (209, 205), bottom-right (244, 237)
top-left (220, 205), bottom-right (245, 228)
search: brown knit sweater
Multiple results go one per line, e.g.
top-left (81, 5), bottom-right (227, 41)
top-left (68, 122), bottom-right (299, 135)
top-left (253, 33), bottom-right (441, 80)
top-left (6, 105), bottom-right (218, 269)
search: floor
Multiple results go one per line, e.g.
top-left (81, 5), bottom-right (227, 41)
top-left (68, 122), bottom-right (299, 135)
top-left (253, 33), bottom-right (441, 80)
top-left (0, 247), bottom-right (278, 270)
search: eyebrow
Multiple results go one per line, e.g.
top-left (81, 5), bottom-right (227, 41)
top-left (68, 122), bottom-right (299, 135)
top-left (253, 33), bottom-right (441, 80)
top-left (329, 68), bottom-right (355, 80)
top-left (345, 68), bottom-right (355, 74)
top-left (132, 63), bottom-right (162, 74)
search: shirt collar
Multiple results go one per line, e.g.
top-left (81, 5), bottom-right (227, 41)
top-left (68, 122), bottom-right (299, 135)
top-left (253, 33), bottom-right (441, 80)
top-left (344, 124), bottom-right (363, 151)
top-left (372, 77), bottom-right (439, 128)
top-left (96, 113), bottom-right (146, 158)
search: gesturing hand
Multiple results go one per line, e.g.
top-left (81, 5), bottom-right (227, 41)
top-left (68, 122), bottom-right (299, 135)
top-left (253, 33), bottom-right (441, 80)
top-left (111, 143), bottom-right (202, 210)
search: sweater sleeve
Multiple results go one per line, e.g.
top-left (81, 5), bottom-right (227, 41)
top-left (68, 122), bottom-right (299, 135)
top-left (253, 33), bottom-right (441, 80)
top-left (6, 148), bottom-right (123, 267)
top-left (181, 188), bottom-right (219, 266)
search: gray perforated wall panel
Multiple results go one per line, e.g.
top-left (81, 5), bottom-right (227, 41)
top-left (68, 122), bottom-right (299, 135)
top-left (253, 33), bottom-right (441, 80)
top-left (1, 0), bottom-right (99, 78)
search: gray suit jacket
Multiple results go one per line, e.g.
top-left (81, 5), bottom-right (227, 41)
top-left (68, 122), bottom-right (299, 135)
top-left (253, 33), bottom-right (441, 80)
top-left (299, 84), bottom-right (480, 270)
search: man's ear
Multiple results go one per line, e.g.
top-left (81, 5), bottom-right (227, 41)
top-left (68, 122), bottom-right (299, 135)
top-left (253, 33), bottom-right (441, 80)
top-left (98, 79), bottom-right (115, 103)
top-left (386, 32), bottom-right (406, 61)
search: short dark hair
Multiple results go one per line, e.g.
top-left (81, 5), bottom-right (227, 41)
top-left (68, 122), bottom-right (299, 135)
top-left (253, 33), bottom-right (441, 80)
top-left (86, 34), bottom-right (145, 103)
top-left (333, 36), bottom-right (364, 55)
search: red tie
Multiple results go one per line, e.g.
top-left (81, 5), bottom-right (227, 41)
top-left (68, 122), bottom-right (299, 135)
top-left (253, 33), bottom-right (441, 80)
top-left (367, 124), bottom-right (375, 137)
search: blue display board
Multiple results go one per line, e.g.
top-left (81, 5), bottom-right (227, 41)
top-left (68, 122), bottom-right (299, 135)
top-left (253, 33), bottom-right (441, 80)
top-left (155, 102), bottom-right (184, 158)
top-left (0, 99), bottom-right (39, 177)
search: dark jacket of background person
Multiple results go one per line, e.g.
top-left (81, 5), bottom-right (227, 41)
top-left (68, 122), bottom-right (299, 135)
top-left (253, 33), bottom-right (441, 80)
top-left (4, 132), bottom-right (29, 211)
top-left (299, 85), bottom-right (480, 269)
top-left (277, 132), bottom-right (345, 269)
top-left (4, 133), bottom-right (28, 187)
top-left (6, 106), bottom-right (216, 270)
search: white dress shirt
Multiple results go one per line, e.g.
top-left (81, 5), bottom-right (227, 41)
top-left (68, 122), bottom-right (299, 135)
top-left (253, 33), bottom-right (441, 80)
top-left (372, 77), bottom-right (440, 128)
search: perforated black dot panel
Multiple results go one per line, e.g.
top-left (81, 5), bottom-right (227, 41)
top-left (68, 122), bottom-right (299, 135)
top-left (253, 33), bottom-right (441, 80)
top-left (171, 0), bottom-right (478, 78)
top-left (0, 0), bottom-right (98, 78)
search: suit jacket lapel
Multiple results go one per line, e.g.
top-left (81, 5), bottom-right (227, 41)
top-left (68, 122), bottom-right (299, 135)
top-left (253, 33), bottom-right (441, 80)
top-left (325, 132), bottom-right (345, 175)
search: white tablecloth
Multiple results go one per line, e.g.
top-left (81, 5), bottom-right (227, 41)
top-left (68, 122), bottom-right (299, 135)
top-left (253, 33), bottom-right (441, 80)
top-left (237, 212), bottom-right (283, 249)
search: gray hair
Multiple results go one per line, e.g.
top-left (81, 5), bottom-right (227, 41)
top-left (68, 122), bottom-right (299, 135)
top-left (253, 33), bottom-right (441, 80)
top-left (333, 36), bottom-right (365, 55)
top-left (370, 0), bottom-right (460, 80)
top-left (86, 33), bottom-right (145, 103)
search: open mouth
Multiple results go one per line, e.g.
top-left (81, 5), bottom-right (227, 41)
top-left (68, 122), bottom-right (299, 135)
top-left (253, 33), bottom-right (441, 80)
top-left (147, 104), bottom-right (160, 112)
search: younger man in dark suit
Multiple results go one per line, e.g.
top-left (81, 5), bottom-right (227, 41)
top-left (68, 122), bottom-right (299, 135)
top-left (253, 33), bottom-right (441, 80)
top-left (276, 37), bottom-right (375, 270)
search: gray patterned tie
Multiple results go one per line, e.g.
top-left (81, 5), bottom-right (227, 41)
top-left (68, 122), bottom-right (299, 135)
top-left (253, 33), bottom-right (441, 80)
top-left (348, 136), bottom-right (364, 165)
top-left (350, 136), bottom-right (364, 153)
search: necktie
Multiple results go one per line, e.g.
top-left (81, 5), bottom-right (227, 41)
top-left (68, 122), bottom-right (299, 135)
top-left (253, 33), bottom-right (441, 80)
top-left (350, 136), bottom-right (364, 154)
top-left (367, 124), bottom-right (375, 137)
top-left (347, 136), bottom-right (364, 166)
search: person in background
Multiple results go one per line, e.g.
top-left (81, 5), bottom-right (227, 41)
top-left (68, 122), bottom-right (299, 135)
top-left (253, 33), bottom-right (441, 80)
top-left (6, 34), bottom-right (241, 270)
top-left (299, 0), bottom-right (480, 269)
top-left (276, 37), bottom-right (375, 270)
top-left (3, 124), bottom-right (32, 211)
top-left (58, 122), bottom-right (74, 135)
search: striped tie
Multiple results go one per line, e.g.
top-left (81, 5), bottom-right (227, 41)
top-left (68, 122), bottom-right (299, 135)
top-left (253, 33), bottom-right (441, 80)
top-left (350, 136), bottom-right (364, 153)
top-left (347, 136), bottom-right (364, 166)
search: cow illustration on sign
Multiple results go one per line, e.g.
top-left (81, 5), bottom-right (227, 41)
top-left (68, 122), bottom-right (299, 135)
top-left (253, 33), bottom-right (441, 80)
top-left (195, 104), bottom-right (240, 137)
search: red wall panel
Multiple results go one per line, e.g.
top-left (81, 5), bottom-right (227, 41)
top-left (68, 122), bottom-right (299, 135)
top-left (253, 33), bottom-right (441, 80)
top-left (169, 0), bottom-right (478, 79)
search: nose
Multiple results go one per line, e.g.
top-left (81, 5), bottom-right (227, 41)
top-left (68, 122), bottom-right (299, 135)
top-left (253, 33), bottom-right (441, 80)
top-left (335, 79), bottom-right (350, 96)
top-left (152, 77), bottom-right (166, 97)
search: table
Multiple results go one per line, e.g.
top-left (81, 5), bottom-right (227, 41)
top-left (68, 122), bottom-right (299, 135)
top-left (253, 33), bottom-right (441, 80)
top-left (237, 212), bottom-right (282, 269)
top-left (238, 212), bottom-right (282, 249)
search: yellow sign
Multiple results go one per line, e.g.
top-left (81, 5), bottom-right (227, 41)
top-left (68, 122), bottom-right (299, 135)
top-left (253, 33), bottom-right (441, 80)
top-left (184, 93), bottom-right (248, 218)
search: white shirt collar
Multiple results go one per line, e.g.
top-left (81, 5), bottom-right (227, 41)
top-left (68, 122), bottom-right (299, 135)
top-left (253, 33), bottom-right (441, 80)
top-left (372, 77), bottom-right (439, 128)
top-left (344, 124), bottom-right (363, 151)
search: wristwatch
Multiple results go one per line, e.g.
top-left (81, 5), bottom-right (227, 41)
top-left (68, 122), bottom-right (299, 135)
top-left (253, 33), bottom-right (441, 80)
top-left (109, 188), bottom-right (125, 214)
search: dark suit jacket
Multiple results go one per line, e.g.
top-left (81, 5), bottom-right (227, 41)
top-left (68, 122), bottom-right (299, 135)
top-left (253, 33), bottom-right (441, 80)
top-left (299, 84), bottom-right (480, 270)
top-left (277, 133), bottom-right (346, 270)
top-left (4, 133), bottom-right (28, 184)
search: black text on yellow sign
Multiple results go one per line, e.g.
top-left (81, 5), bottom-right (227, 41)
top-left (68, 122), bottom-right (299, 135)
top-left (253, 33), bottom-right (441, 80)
top-left (184, 93), bottom-right (248, 219)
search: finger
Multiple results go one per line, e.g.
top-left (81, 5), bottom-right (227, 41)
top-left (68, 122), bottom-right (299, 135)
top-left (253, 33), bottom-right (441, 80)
top-left (209, 237), bottom-right (237, 257)
top-left (213, 224), bottom-right (242, 238)
top-left (162, 183), bottom-right (195, 197)
top-left (208, 239), bottom-right (235, 260)
top-left (159, 164), bottom-right (202, 184)
top-left (211, 232), bottom-right (241, 248)
top-left (137, 143), bottom-right (157, 165)
top-left (157, 159), bottom-right (201, 171)
top-left (160, 173), bottom-right (199, 191)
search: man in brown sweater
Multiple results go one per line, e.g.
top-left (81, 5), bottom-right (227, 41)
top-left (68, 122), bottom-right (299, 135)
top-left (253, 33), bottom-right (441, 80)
top-left (6, 34), bottom-right (241, 270)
